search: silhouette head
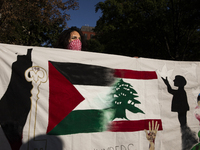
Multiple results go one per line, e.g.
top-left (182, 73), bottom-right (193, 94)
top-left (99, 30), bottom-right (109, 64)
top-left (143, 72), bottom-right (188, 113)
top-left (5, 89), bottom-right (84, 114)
top-left (173, 75), bottom-right (187, 87)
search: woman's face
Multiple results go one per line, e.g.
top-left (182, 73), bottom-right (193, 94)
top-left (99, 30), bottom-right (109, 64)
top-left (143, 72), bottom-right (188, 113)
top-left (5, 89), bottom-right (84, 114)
top-left (198, 101), bottom-right (200, 107)
top-left (69, 31), bottom-right (81, 43)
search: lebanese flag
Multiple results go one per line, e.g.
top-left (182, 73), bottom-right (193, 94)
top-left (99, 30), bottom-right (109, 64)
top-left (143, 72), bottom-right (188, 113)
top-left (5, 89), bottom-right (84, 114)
top-left (47, 61), bottom-right (162, 135)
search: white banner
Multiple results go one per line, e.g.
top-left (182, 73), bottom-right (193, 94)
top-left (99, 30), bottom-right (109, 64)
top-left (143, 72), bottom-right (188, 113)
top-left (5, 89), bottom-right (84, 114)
top-left (0, 43), bottom-right (199, 150)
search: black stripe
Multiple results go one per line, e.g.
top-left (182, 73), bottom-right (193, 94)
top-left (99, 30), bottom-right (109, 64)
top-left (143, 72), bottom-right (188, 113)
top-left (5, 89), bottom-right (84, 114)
top-left (50, 61), bottom-right (115, 86)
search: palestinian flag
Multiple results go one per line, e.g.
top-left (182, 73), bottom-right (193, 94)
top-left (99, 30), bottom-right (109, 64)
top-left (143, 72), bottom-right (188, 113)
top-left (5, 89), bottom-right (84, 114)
top-left (47, 61), bottom-right (163, 135)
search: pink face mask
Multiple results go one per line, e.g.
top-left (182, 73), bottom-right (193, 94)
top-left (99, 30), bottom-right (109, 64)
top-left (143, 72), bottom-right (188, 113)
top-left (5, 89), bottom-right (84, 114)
top-left (67, 39), bottom-right (82, 51)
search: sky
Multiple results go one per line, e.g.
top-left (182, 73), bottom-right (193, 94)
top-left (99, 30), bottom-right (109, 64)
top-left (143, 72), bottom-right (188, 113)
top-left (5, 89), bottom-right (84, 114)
top-left (65, 0), bottom-right (105, 29)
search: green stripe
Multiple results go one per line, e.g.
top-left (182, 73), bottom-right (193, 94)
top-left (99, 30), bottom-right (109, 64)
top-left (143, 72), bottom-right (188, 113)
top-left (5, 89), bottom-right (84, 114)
top-left (48, 109), bottom-right (115, 135)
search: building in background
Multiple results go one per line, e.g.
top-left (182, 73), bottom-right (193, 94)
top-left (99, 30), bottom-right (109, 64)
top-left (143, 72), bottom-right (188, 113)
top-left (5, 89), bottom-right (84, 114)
top-left (81, 26), bottom-right (95, 40)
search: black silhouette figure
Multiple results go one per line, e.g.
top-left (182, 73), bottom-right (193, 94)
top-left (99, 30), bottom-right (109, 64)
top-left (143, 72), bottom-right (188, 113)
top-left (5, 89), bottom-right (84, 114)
top-left (0, 49), bottom-right (33, 150)
top-left (162, 75), bottom-right (189, 127)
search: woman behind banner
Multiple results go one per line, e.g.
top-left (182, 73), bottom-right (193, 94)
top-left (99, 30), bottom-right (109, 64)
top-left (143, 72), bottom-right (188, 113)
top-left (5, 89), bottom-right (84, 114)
top-left (54, 26), bottom-right (87, 51)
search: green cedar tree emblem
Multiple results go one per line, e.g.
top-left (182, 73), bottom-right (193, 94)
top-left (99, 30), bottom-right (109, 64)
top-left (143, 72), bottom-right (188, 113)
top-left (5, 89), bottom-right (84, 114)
top-left (111, 79), bottom-right (145, 120)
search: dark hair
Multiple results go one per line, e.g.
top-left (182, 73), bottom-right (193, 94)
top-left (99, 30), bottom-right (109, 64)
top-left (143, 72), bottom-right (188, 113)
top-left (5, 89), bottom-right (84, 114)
top-left (197, 94), bottom-right (200, 102)
top-left (54, 26), bottom-right (87, 50)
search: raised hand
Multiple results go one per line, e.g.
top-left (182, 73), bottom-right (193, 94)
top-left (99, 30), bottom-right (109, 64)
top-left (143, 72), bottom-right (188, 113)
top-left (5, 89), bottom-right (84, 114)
top-left (161, 77), bottom-right (169, 86)
top-left (145, 120), bottom-right (159, 150)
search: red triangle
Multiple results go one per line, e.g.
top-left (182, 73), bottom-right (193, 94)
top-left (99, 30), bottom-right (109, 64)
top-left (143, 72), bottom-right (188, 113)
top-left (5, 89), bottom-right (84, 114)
top-left (47, 62), bottom-right (85, 133)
